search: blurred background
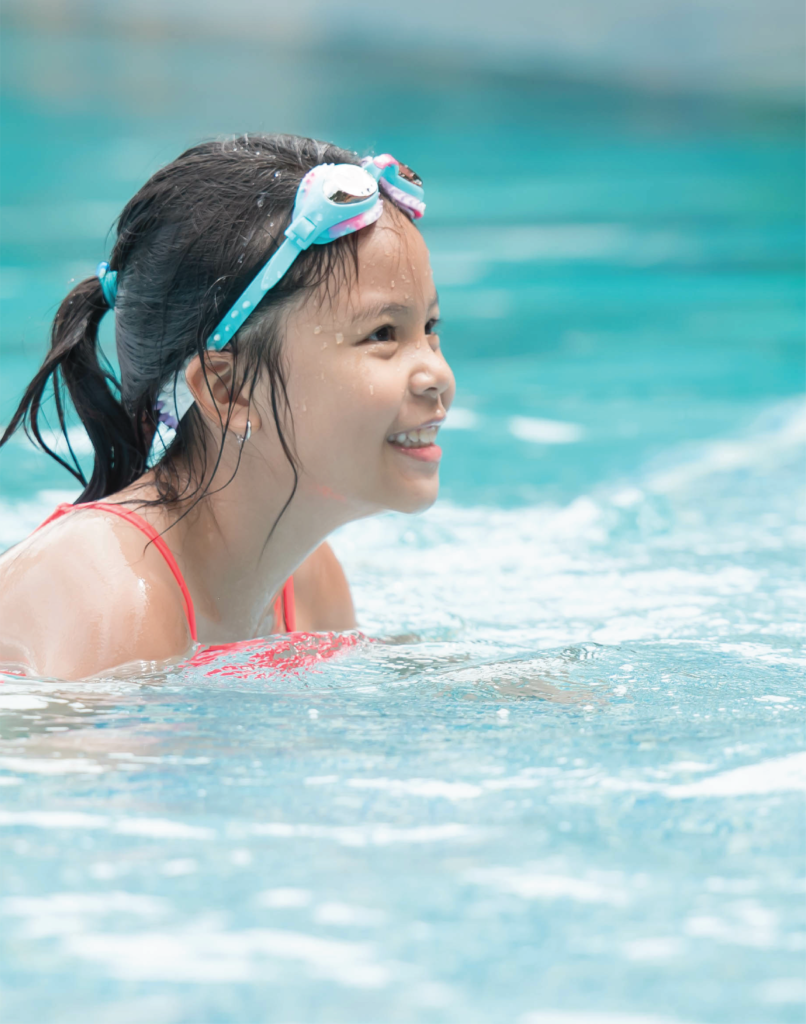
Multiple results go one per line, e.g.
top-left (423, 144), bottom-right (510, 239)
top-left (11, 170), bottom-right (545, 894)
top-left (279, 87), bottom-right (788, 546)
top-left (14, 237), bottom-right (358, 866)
top-left (1, 0), bottom-right (803, 517)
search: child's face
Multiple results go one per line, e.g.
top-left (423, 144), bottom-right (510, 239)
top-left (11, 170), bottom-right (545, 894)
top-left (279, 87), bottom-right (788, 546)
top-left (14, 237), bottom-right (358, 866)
top-left (275, 207), bottom-right (455, 517)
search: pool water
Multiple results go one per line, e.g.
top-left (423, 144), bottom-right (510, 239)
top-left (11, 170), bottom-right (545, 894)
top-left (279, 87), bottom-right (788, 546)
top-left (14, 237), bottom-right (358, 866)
top-left (1, 21), bottom-right (805, 1024)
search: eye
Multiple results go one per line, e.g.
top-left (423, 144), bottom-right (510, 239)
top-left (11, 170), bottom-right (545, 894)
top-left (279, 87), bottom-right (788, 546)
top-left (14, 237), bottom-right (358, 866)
top-left (365, 324), bottom-right (396, 343)
top-left (425, 318), bottom-right (440, 335)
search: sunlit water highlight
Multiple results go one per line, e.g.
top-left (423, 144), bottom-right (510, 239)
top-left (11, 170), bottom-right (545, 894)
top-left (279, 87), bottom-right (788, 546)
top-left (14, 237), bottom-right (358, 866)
top-left (1, 20), bottom-right (805, 1024)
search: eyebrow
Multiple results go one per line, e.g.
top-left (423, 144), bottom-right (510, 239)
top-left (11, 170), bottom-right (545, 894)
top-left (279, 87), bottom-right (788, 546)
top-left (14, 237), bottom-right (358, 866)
top-left (351, 294), bottom-right (440, 323)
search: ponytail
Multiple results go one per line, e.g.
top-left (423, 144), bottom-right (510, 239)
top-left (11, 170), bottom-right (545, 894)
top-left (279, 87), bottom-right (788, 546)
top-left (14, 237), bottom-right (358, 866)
top-left (0, 275), bottom-right (148, 502)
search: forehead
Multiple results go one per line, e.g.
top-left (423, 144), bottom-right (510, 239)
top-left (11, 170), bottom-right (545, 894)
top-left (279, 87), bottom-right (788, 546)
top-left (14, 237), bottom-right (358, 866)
top-left (356, 207), bottom-right (430, 279)
top-left (299, 207), bottom-right (433, 324)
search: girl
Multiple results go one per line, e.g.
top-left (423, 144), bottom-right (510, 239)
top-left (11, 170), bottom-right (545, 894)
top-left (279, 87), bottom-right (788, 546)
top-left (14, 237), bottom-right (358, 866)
top-left (0, 134), bottom-right (454, 680)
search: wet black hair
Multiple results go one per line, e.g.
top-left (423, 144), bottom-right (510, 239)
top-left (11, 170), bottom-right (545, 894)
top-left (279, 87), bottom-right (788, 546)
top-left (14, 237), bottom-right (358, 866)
top-left (0, 133), bottom-right (371, 521)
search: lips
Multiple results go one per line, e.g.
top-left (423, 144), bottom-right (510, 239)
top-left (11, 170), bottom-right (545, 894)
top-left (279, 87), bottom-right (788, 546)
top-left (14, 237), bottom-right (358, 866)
top-left (386, 422), bottom-right (442, 464)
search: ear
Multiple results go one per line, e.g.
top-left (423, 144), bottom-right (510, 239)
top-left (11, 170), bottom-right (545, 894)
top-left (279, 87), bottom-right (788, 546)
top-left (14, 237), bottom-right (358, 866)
top-left (184, 352), bottom-right (261, 438)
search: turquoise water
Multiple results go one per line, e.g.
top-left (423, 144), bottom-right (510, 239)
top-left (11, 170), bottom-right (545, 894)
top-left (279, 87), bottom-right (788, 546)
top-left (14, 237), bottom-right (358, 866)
top-left (1, 22), bottom-right (805, 1024)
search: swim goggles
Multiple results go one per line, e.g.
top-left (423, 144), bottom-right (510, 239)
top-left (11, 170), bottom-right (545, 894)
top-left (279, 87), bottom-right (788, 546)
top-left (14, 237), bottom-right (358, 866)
top-left (142, 154), bottom-right (425, 458)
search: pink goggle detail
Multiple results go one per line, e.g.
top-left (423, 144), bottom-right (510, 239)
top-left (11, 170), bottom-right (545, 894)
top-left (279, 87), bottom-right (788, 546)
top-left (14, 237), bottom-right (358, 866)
top-left (324, 200), bottom-right (385, 240)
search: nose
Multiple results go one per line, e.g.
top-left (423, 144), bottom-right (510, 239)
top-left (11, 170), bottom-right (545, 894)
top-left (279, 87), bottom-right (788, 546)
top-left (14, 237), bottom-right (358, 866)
top-left (409, 343), bottom-right (455, 406)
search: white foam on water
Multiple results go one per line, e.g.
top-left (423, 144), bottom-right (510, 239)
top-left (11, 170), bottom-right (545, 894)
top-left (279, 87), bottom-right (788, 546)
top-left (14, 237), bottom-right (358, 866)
top-left (0, 695), bottom-right (50, 710)
top-left (684, 899), bottom-right (780, 949)
top-left (1, 890), bottom-right (170, 941)
top-left (508, 416), bottom-right (585, 444)
top-left (2, 891), bottom-right (169, 918)
top-left (520, 1013), bottom-right (698, 1024)
top-left (441, 406), bottom-right (479, 430)
top-left (0, 810), bottom-right (110, 830)
top-left (622, 937), bottom-right (686, 961)
top-left (0, 488), bottom-right (79, 550)
top-left (258, 888), bottom-right (313, 908)
top-left (249, 822), bottom-right (481, 847)
top-left (647, 400), bottom-right (806, 495)
top-left (0, 810), bottom-right (214, 839)
top-left (113, 818), bottom-right (215, 840)
top-left (313, 902), bottom-right (386, 927)
top-left (346, 777), bottom-right (484, 800)
top-left (64, 925), bottom-right (394, 987)
top-left (0, 756), bottom-right (104, 775)
top-left (758, 977), bottom-right (806, 1005)
top-left (466, 865), bottom-right (630, 906)
top-left (666, 751), bottom-right (806, 798)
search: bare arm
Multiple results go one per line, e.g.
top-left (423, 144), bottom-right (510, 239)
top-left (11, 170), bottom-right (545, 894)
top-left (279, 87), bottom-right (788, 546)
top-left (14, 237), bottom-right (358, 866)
top-left (292, 542), bottom-right (356, 632)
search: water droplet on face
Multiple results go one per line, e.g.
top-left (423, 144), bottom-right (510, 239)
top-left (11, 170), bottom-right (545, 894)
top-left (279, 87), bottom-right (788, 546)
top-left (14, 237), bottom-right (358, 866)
top-left (369, 385), bottom-right (374, 395)
top-left (313, 325), bottom-right (322, 335)
top-left (390, 280), bottom-right (395, 288)
top-left (335, 333), bottom-right (344, 344)
top-left (321, 340), bottom-right (328, 349)
top-left (302, 402), bottom-right (307, 412)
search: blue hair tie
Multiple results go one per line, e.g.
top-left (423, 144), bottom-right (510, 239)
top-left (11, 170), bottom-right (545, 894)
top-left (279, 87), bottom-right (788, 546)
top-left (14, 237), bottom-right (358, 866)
top-left (96, 261), bottom-right (118, 309)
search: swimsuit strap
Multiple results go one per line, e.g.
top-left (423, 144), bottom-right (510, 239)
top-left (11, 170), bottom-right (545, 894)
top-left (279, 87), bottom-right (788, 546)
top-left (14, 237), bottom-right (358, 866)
top-left (281, 576), bottom-right (297, 632)
top-left (38, 502), bottom-right (198, 641)
top-left (39, 502), bottom-right (298, 640)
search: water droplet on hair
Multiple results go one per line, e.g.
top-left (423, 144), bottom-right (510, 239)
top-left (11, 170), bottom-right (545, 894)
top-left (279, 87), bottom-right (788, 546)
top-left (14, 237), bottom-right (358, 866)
top-left (313, 325), bottom-right (322, 334)
top-left (257, 197), bottom-right (264, 208)
top-left (335, 333), bottom-right (344, 344)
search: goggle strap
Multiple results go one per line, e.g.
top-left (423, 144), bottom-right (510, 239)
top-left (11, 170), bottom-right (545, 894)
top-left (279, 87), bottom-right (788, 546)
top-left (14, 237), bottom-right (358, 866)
top-left (208, 237), bottom-right (300, 350)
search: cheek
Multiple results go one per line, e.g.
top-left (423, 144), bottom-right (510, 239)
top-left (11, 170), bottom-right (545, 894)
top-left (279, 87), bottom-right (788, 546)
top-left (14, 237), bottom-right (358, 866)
top-left (288, 356), bottom-right (397, 459)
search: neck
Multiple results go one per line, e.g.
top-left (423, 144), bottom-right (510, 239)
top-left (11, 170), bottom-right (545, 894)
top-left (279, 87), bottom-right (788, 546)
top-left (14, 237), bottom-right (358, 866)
top-left (121, 442), bottom-right (365, 642)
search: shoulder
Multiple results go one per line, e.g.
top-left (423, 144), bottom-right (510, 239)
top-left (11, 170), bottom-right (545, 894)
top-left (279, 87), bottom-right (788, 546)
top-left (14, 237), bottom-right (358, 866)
top-left (0, 508), bottom-right (192, 679)
top-left (292, 541), bottom-right (356, 632)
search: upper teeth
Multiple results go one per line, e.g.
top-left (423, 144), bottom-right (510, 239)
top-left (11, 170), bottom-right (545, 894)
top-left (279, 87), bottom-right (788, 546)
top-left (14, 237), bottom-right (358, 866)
top-left (388, 426), bottom-right (439, 447)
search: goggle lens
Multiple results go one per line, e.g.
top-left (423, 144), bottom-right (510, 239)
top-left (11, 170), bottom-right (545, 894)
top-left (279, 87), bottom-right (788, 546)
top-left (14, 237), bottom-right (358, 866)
top-left (395, 162), bottom-right (422, 187)
top-left (322, 165), bottom-right (378, 205)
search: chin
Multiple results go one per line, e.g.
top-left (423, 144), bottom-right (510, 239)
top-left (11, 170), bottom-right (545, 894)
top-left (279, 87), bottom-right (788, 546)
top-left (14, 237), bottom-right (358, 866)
top-left (389, 482), bottom-right (440, 515)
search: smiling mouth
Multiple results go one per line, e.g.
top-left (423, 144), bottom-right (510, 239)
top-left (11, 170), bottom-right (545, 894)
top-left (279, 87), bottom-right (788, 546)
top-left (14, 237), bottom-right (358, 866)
top-left (386, 426), bottom-right (440, 449)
